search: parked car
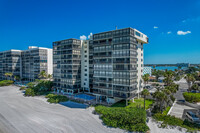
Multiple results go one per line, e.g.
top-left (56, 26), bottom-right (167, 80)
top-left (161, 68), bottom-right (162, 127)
top-left (186, 111), bottom-right (200, 123)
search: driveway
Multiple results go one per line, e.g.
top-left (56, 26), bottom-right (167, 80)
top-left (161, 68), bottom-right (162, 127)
top-left (0, 86), bottom-right (125, 133)
top-left (169, 78), bottom-right (195, 119)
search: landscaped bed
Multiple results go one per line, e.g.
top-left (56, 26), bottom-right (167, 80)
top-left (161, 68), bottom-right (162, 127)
top-left (45, 94), bottom-right (69, 103)
top-left (0, 80), bottom-right (14, 86)
top-left (94, 98), bottom-right (153, 132)
top-left (183, 92), bottom-right (200, 103)
top-left (153, 113), bottom-right (200, 131)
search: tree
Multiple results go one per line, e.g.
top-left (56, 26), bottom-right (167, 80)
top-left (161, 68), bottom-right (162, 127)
top-left (142, 74), bottom-right (150, 88)
top-left (5, 72), bottom-right (13, 80)
top-left (4, 73), bottom-right (9, 80)
top-left (47, 74), bottom-right (53, 80)
top-left (38, 71), bottom-right (47, 79)
top-left (14, 75), bottom-right (20, 81)
top-left (185, 74), bottom-right (195, 90)
top-left (191, 84), bottom-right (199, 91)
top-left (153, 91), bottom-right (167, 112)
top-left (141, 89), bottom-right (150, 110)
top-left (152, 69), bottom-right (164, 81)
top-left (163, 70), bottom-right (174, 86)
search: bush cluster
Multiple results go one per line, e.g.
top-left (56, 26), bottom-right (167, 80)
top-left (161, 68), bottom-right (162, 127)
top-left (25, 88), bottom-right (35, 96)
top-left (0, 80), bottom-right (14, 86)
top-left (95, 105), bottom-right (149, 132)
top-left (25, 80), bottom-right (53, 96)
top-left (20, 86), bottom-right (26, 90)
top-left (183, 92), bottom-right (200, 103)
top-left (153, 113), bottom-right (199, 131)
top-left (45, 94), bottom-right (68, 103)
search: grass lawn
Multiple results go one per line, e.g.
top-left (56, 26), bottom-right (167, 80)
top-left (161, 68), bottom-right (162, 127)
top-left (128, 98), bottom-right (154, 110)
top-left (111, 98), bottom-right (154, 110)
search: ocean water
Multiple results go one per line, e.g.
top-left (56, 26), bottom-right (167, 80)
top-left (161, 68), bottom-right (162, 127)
top-left (151, 66), bottom-right (178, 71)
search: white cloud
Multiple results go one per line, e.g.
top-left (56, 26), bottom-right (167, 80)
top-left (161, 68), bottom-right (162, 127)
top-left (182, 16), bottom-right (200, 23)
top-left (88, 33), bottom-right (93, 39)
top-left (80, 35), bottom-right (87, 40)
top-left (167, 31), bottom-right (172, 34)
top-left (153, 26), bottom-right (158, 29)
top-left (177, 30), bottom-right (191, 35)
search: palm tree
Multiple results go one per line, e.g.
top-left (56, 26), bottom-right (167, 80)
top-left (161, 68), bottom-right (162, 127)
top-left (14, 75), bottom-right (20, 81)
top-left (47, 74), bottom-right (53, 80)
top-left (185, 74), bottom-right (195, 91)
top-left (191, 84), bottom-right (199, 91)
top-left (8, 72), bottom-right (13, 80)
top-left (141, 89), bottom-right (150, 110)
top-left (38, 71), bottom-right (47, 79)
top-left (152, 69), bottom-right (164, 81)
top-left (142, 74), bottom-right (150, 88)
top-left (163, 70), bottom-right (174, 86)
top-left (5, 72), bottom-right (13, 80)
top-left (4, 73), bottom-right (9, 80)
top-left (153, 91), bottom-right (167, 112)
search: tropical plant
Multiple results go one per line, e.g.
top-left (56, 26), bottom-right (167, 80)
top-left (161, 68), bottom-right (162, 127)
top-left (185, 74), bottom-right (195, 90)
top-left (25, 88), bottom-right (35, 96)
top-left (152, 69), bottom-right (164, 81)
top-left (141, 89), bottom-right (150, 110)
top-left (191, 84), bottom-right (199, 91)
top-left (153, 91), bottom-right (168, 112)
top-left (163, 70), bottom-right (174, 86)
top-left (183, 92), bottom-right (200, 103)
top-left (14, 75), bottom-right (20, 81)
top-left (95, 105), bottom-right (149, 132)
top-left (0, 80), bottom-right (14, 86)
top-left (4, 72), bottom-right (13, 80)
top-left (38, 71), bottom-right (47, 79)
top-left (142, 74), bottom-right (150, 87)
top-left (4, 73), bottom-right (9, 80)
top-left (47, 74), bottom-right (53, 80)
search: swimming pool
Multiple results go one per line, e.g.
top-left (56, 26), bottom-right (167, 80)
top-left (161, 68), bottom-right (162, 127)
top-left (74, 94), bottom-right (95, 101)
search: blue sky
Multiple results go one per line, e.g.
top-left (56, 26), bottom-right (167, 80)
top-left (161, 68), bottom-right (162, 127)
top-left (0, 0), bottom-right (200, 64)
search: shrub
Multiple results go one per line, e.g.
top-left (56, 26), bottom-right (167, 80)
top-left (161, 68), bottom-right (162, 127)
top-left (25, 88), bottom-right (35, 96)
top-left (170, 95), bottom-right (175, 102)
top-left (20, 86), bottom-right (26, 90)
top-left (95, 105), bottom-right (149, 132)
top-left (183, 92), bottom-right (200, 103)
top-left (46, 94), bottom-right (68, 103)
top-left (0, 80), bottom-right (14, 86)
top-left (45, 94), bottom-right (55, 98)
top-left (26, 80), bottom-right (53, 96)
top-left (153, 113), bottom-right (199, 131)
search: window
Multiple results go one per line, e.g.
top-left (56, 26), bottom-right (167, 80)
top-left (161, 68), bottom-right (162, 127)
top-left (135, 31), bottom-right (141, 37)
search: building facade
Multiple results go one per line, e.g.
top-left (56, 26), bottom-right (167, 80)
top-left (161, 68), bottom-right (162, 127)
top-left (53, 27), bottom-right (148, 103)
top-left (0, 50), bottom-right (22, 80)
top-left (143, 67), bottom-right (152, 76)
top-left (21, 46), bottom-right (53, 81)
top-left (0, 46), bottom-right (53, 81)
top-left (53, 39), bottom-right (82, 94)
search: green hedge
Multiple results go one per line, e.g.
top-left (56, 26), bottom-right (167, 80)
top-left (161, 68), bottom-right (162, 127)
top-left (20, 86), bottom-right (26, 90)
top-left (0, 80), bottom-right (14, 86)
top-left (153, 113), bottom-right (199, 131)
top-left (95, 105), bottom-right (149, 132)
top-left (183, 92), bottom-right (200, 103)
top-left (26, 80), bottom-right (53, 96)
top-left (25, 88), bottom-right (35, 96)
top-left (46, 94), bottom-right (68, 103)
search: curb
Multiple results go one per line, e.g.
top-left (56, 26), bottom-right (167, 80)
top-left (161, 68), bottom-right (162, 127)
top-left (167, 99), bottom-right (177, 115)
